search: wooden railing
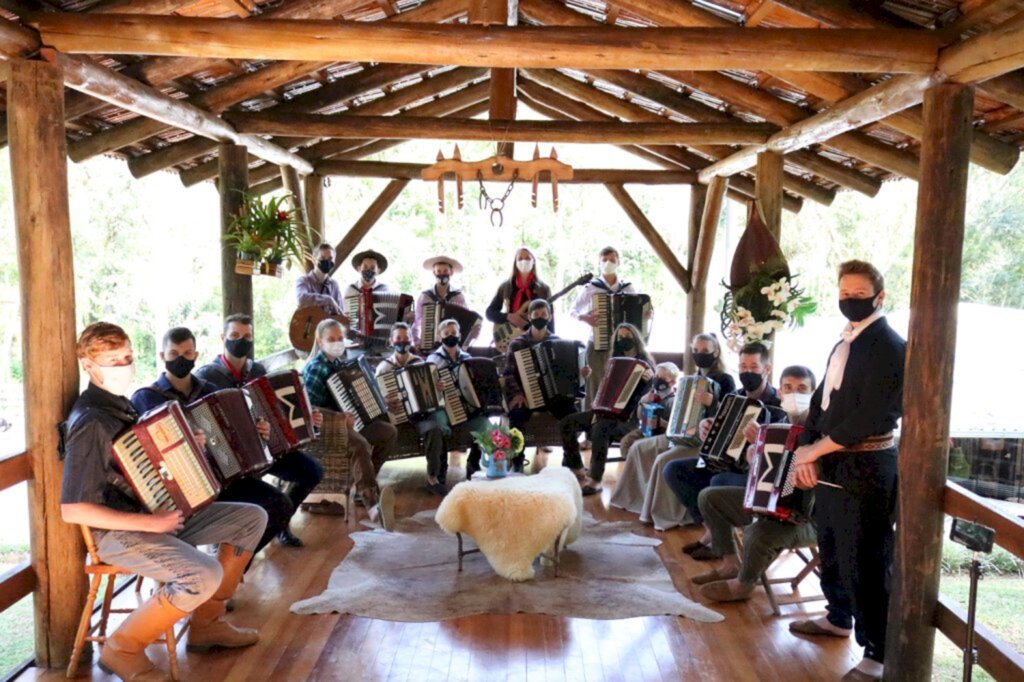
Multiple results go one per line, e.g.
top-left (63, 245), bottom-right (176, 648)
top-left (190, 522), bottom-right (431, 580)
top-left (0, 450), bottom-right (36, 622)
top-left (936, 480), bottom-right (1024, 681)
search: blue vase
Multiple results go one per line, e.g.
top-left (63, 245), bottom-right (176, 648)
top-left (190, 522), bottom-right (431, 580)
top-left (480, 451), bottom-right (509, 479)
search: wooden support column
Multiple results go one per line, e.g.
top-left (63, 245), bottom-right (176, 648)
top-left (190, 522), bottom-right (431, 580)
top-left (885, 83), bottom-right (974, 681)
top-left (686, 176), bottom-right (728, 373)
top-left (329, 179), bottom-right (409, 273)
top-left (469, 0), bottom-right (517, 157)
top-left (684, 184), bottom-right (707, 373)
top-left (9, 59), bottom-right (86, 669)
top-left (219, 144), bottom-right (253, 318)
top-left (605, 183), bottom-right (691, 293)
top-left (279, 166), bottom-right (313, 267)
top-left (755, 150), bottom-right (784, 241)
top-left (304, 174), bottom-right (325, 247)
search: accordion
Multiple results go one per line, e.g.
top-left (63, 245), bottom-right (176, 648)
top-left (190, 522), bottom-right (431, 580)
top-left (666, 375), bottom-right (718, 446)
top-left (743, 424), bottom-right (807, 523)
top-left (640, 402), bottom-right (666, 438)
top-left (187, 388), bottom-right (274, 484)
top-left (419, 299), bottom-right (482, 352)
top-left (593, 357), bottom-right (650, 418)
top-left (326, 356), bottom-right (390, 431)
top-left (699, 394), bottom-right (765, 472)
top-left (592, 292), bottom-right (653, 351)
top-left (111, 402), bottom-right (220, 518)
top-left (458, 357), bottom-right (506, 418)
top-left (377, 361), bottom-right (445, 424)
top-left (512, 339), bottom-right (584, 410)
top-left (245, 370), bottom-right (316, 457)
top-left (344, 289), bottom-right (414, 347)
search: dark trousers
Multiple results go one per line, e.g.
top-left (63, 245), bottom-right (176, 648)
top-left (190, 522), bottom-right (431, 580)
top-left (415, 415), bottom-right (448, 483)
top-left (814, 448), bottom-right (898, 662)
top-left (510, 395), bottom-right (578, 470)
top-left (268, 449), bottom-right (324, 512)
top-left (560, 413), bottom-right (632, 482)
top-left (218, 478), bottom-right (293, 554)
top-left (661, 456), bottom-right (746, 525)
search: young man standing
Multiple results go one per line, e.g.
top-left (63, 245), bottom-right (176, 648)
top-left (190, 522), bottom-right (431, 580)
top-left (61, 323), bottom-right (267, 682)
top-left (343, 248), bottom-right (397, 358)
top-left (295, 242), bottom-right (344, 314)
top-left (194, 315), bottom-right (325, 547)
top-left (413, 255), bottom-right (473, 350)
top-left (791, 261), bottom-right (905, 682)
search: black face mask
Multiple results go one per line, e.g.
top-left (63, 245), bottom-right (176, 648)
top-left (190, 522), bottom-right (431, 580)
top-left (739, 371), bottom-right (764, 392)
top-left (530, 317), bottom-right (549, 330)
top-left (614, 337), bottom-right (635, 354)
top-left (654, 379), bottom-right (670, 392)
top-left (317, 259), bottom-right (333, 274)
top-left (361, 268), bottom-right (376, 283)
top-left (394, 342), bottom-right (411, 355)
top-left (693, 352), bottom-right (716, 369)
top-left (165, 355), bottom-right (195, 379)
top-left (436, 275), bottom-right (450, 286)
top-left (441, 335), bottom-right (460, 348)
top-left (225, 337), bottom-right (253, 359)
top-left (839, 295), bottom-right (879, 322)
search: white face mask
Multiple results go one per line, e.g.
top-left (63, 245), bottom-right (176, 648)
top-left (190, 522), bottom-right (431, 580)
top-left (322, 341), bottom-right (347, 359)
top-left (781, 392), bottom-right (812, 420)
top-left (94, 362), bottom-right (136, 396)
top-left (600, 260), bottom-right (618, 276)
top-left (516, 259), bottom-right (534, 274)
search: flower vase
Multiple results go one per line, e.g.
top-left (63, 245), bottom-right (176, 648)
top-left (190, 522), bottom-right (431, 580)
top-left (481, 451), bottom-right (509, 479)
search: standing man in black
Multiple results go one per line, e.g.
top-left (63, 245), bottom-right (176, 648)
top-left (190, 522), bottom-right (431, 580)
top-left (792, 260), bottom-right (905, 682)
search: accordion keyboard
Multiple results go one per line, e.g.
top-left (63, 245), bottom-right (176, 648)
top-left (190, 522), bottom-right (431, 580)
top-left (513, 347), bottom-right (545, 410)
top-left (439, 367), bottom-right (468, 425)
top-left (592, 294), bottom-right (612, 351)
top-left (377, 370), bottom-right (410, 425)
top-left (114, 432), bottom-right (175, 511)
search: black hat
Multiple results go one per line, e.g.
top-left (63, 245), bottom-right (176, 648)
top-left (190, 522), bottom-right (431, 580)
top-left (350, 249), bottom-right (388, 274)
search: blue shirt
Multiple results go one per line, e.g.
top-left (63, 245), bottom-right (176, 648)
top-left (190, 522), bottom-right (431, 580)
top-left (130, 373), bottom-right (218, 415)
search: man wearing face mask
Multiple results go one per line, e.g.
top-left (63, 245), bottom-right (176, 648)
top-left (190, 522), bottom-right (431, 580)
top-left (60, 323), bottom-right (269, 681)
top-left (375, 322), bottom-right (449, 495)
top-left (790, 260), bottom-right (904, 682)
top-left (296, 243), bottom-right (344, 314)
top-left (413, 255), bottom-right (470, 350)
top-left (691, 366), bottom-right (827, 606)
top-left (342, 249), bottom-right (398, 358)
top-left (571, 246), bottom-right (640, 412)
top-left (195, 315), bottom-right (325, 547)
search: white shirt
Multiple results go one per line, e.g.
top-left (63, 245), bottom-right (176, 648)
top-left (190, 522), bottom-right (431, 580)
top-left (570, 276), bottom-right (636, 341)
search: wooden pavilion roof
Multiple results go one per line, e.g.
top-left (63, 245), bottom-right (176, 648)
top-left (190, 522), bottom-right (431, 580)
top-left (1, 0), bottom-right (1023, 209)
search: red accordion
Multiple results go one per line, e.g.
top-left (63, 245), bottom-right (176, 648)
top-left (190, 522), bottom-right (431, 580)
top-left (593, 357), bottom-right (650, 418)
top-left (111, 402), bottom-right (220, 518)
top-left (245, 370), bottom-right (316, 457)
top-left (187, 388), bottom-right (274, 484)
top-left (743, 423), bottom-right (807, 523)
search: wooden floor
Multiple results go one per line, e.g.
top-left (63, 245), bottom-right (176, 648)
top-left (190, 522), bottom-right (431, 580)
top-left (20, 453), bottom-right (860, 681)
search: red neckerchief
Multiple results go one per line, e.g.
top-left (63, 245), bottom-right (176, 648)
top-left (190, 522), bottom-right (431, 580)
top-left (511, 272), bottom-right (535, 312)
top-left (221, 353), bottom-right (245, 382)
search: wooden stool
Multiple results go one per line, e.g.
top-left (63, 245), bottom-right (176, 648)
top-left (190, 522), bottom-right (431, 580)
top-left (759, 546), bottom-right (825, 617)
top-left (66, 526), bottom-right (186, 680)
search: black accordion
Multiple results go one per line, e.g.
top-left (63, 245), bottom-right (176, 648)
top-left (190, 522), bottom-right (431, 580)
top-left (245, 370), bottom-right (316, 457)
top-left (326, 356), bottom-right (390, 431)
top-left (743, 424), bottom-right (807, 523)
top-left (112, 402), bottom-right (220, 518)
top-left (419, 299), bottom-right (482, 352)
top-left (376, 361), bottom-right (445, 424)
top-left (457, 357), bottom-right (506, 418)
top-left (593, 357), bottom-right (651, 418)
top-left (511, 339), bottom-right (584, 410)
top-left (666, 375), bottom-right (718, 446)
top-left (699, 394), bottom-right (765, 472)
top-left (592, 292), bottom-right (652, 351)
top-left (187, 388), bottom-right (274, 484)
top-left (343, 289), bottom-right (414, 347)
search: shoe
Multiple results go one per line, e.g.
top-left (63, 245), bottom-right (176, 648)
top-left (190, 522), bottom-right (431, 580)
top-left (187, 546), bottom-right (260, 652)
top-left (301, 500), bottom-right (346, 516)
top-left (99, 595), bottom-right (186, 682)
top-left (692, 567), bottom-right (739, 585)
top-left (700, 579), bottom-right (755, 602)
top-left (690, 545), bottom-right (723, 561)
top-left (428, 482), bottom-right (448, 496)
top-left (842, 668), bottom-right (881, 681)
top-left (581, 484), bottom-right (603, 496)
top-left (789, 618), bottom-right (853, 638)
top-left (682, 540), bottom-right (709, 554)
top-left (353, 492), bottom-right (366, 508)
top-left (276, 529), bottom-right (304, 547)
top-left (377, 485), bottom-right (396, 531)
top-left (580, 439), bottom-right (592, 451)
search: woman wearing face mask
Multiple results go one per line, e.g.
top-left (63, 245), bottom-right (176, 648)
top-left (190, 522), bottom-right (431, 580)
top-left (486, 246), bottom-right (554, 347)
top-left (690, 333), bottom-right (736, 411)
top-left (560, 323), bottom-right (655, 495)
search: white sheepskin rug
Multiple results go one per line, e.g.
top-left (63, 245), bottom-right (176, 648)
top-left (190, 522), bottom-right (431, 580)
top-left (435, 466), bottom-right (584, 581)
top-left (290, 509), bottom-right (724, 624)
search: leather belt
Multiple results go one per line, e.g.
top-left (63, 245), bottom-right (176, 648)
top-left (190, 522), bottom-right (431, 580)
top-left (844, 432), bottom-right (895, 452)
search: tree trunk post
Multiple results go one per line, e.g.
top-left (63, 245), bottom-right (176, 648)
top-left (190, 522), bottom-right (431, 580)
top-left (304, 173), bottom-right (325, 248)
top-left (686, 177), bottom-right (728, 373)
top-left (219, 143), bottom-right (253, 318)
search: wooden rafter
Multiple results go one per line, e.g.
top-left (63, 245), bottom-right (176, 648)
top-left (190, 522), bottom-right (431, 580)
top-left (605, 182), bottom-right (691, 292)
top-left (315, 159), bottom-right (697, 184)
top-left (329, 179), bottom-right (410, 273)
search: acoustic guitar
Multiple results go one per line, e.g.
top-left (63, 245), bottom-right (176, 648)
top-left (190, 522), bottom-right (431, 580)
top-left (491, 272), bottom-right (593, 353)
top-left (289, 306), bottom-right (351, 353)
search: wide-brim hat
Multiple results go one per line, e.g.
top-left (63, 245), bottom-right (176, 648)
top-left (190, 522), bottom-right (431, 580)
top-left (422, 255), bottom-right (463, 274)
top-left (351, 249), bottom-right (388, 274)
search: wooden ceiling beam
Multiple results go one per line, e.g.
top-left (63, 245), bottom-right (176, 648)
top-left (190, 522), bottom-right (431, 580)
top-left (315, 159), bottom-right (696, 184)
top-left (41, 49), bottom-right (313, 174)
top-left (978, 72), bottom-right (1024, 111)
top-left (940, 9), bottom-right (1024, 83)
top-left (469, 0), bottom-right (517, 156)
top-left (769, 0), bottom-right (919, 30)
top-left (30, 14), bottom-right (941, 73)
top-left (225, 112), bottom-right (776, 144)
top-left (88, 0), bottom-right (198, 14)
top-left (0, 16), bottom-right (39, 59)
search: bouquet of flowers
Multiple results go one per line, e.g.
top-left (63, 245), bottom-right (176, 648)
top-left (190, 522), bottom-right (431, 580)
top-left (720, 272), bottom-right (816, 352)
top-left (471, 424), bottom-right (525, 478)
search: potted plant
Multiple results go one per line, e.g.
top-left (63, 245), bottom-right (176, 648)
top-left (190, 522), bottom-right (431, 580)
top-left (225, 223), bottom-right (264, 276)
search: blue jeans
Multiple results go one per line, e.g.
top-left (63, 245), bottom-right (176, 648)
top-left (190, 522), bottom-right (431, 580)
top-left (661, 456), bottom-right (746, 524)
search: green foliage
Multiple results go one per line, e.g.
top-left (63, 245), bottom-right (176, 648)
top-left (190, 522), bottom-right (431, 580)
top-left (941, 536), bottom-right (1024, 577)
top-left (225, 191), bottom-right (308, 267)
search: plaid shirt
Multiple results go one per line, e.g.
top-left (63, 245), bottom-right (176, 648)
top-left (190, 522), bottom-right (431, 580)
top-left (302, 349), bottom-right (342, 410)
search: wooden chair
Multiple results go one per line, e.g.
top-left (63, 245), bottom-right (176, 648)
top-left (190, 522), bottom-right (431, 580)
top-left (66, 526), bottom-right (185, 680)
top-left (303, 409), bottom-right (354, 518)
top-left (732, 527), bottom-right (825, 616)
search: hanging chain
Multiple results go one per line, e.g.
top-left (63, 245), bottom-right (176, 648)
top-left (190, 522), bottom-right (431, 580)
top-left (477, 168), bottom-right (519, 228)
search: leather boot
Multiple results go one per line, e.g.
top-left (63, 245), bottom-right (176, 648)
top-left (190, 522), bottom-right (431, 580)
top-left (99, 595), bottom-right (187, 682)
top-left (187, 545), bottom-right (260, 652)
